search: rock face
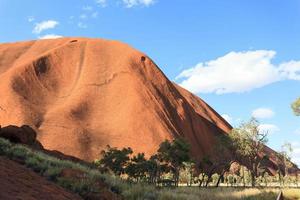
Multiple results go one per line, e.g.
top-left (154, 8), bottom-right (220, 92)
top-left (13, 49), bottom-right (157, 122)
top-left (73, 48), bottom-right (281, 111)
top-left (0, 37), bottom-right (231, 162)
top-left (0, 125), bottom-right (43, 148)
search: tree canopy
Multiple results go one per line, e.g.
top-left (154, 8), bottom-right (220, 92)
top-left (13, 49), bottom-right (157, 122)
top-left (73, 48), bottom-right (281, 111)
top-left (291, 98), bottom-right (300, 116)
top-left (229, 118), bottom-right (268, 186)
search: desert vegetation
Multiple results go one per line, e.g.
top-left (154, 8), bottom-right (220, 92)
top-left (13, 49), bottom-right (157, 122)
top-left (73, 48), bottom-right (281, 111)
top-left (94, 118), bottom-right (299, 189)
top-left (0, 119), bottom-right (299, 200)
top-left (0, 132), bottom-right (299, 199)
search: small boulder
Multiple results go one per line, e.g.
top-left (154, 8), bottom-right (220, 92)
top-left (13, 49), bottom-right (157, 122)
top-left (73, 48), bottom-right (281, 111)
top-left (0, 125), bottom-right (37, 145)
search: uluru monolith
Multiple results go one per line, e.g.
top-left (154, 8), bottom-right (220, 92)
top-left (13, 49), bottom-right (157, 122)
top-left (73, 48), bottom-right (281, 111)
top-left (0, 37), bottom-right (239, 162)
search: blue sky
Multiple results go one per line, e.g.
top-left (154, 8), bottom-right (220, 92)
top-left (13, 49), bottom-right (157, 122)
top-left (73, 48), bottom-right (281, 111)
top-left (1, 0), bottom-right (300, 165)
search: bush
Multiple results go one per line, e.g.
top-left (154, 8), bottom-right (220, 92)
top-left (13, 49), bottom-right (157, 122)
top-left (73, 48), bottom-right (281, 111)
top-left (9, 145), bottom-right (29, 159)
top-left (0, 138), bottom-right (12, 154)
top-left (25, 156), bottom-right (48, 173)
top-left (43, 167), bottom-right (63, 181)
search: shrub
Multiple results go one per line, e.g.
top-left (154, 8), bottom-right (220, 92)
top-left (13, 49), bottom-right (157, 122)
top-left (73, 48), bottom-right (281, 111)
top-left (43, 167), bottom-right (63, 181)
top-left (9, 145), bottom-right (29, 159)
top-left (25, 156), bottom-right (48, 173)
top-left (0, 138), bottom-right (12, 154)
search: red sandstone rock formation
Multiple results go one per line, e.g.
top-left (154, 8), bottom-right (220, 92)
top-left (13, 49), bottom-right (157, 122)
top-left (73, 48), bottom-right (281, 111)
top-left (0, 37), bottom-right (231, 162)
top-left (1, 37), bottom-right (297, 177)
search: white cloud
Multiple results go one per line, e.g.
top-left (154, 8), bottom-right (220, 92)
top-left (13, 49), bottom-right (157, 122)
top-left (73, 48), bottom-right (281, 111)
top-left (82, 6), bottom-right (93, 11)
top-left (79, 14), bottom-right (88, 19)
top-left (252, 108), bottom-right (275, 119)
top-left (38, 34), bottom-right (63, 39)
top-left (278, 60), bottom-right (300, 80)
top-left (176, 50), bottom-right (300, 94)
top-left (33, 20), bottom-right (59, 34)
top-left (122, 0), bottom-right (155, 7)
top-left (95, 0), bottom-right (107, 7)
top-left (78, 22), bottom-right (88, 29)
top-left (95, 0), bottom-right (155, 8)
top-left (28, 16), bottom-right (35, 22)
top-left (294, 128), bottom-right (300, 135)
top-left (91, 12), bottom-right (98, 18)
top-left (258, 124), bottom-right (280, 134)
top-left (290, 142), bottom-right (300, 167)
top-left (221, 114), bottom-right (232, 123)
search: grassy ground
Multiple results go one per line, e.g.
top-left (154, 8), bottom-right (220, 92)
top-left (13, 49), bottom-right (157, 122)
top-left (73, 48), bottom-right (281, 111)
top-left (0, 137), bottom-right (299, 200)
top-left (155, 187), bottom-right (300, 200)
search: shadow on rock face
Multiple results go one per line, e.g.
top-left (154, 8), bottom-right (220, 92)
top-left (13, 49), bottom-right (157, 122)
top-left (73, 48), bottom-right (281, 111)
top-left (0, 125), bottom-right (43, 149)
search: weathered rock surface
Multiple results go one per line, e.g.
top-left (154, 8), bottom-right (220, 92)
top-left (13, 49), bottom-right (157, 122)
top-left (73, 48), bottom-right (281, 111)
top-left (0, 37), bottom-right (231, 162)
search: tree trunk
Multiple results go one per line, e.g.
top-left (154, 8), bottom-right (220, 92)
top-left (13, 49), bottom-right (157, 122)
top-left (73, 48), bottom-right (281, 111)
top-left (205, 173), bottom-right (212, 187)
top-left (242, 166), bottom-right (245, 187)
top-left (251, 172), bottom-right (256, 187)
top-left (215, 174), bottom-right (223, 187)
top-left (189, 170), bottom-right (193, 187)
top-left (199, 173), bottom-right (205, 187)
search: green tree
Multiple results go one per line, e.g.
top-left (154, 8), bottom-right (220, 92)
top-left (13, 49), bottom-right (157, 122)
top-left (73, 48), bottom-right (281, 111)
top-left (98, 145), bottom-right (133, 176)
top-left (281, 142), bottom-right (293, 177)
top-left (291, 98), bottom-right (300, 116)
top-left (211, 134), bottom-right (236, 187)
top-left (229, 118), bottom-right (268, 187)
top-left (126, 153), bottom-right (148, 182)
top-left (157, 138), bottom-right (191, 186)
top-left (179, 161), bottom-right (196, 186)
top-left (275, 142), bottom-right (294, 186)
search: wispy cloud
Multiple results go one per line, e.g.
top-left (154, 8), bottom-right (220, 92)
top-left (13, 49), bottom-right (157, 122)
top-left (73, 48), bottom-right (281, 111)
top-left (122, 0), bottom-right (155, 8)
top-left (79, 14), bottom-right (88, 20)
top-left (28, 16), bottom-right (35, 22)
top-left (291, 142), bottom-right (300, 166)
top-left (33, 20), bottom-right (59, 34)
top-left (95, 0), bottom-right (107, 7)
top-left (176, 50), bottom-right (300, 94)
top-left (95, 0), bottom-right (156, 8)
top-left (38, 34), bottom-right (63, 39)
top-left (78, 22), bottom-right (88, 29)
top-left (91, 12), bottom-right (98, 18)
top-left (82, 6), bottom-right (93, 11)
top-left (252, 108), bottom-right (275, 119)
top-left (258, 123), bottom-right (280, 135)
top-left (221, 114), bottom-right (232, 123)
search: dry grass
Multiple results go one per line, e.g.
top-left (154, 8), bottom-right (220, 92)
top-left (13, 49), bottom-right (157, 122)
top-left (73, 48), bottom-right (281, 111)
top-left (155, 187), bottom-right (300, 200)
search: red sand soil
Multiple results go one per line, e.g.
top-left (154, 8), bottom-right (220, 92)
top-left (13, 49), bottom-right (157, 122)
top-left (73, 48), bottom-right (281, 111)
top-left (0, 37), bottom-right (287, 174)
top-left (0, 156), bottom-right (82, 200)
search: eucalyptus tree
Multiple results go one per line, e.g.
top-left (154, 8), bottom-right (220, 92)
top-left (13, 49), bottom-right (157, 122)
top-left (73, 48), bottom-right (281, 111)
top-left (157, 138), bottom-right (191, 186)
top-left (229, 118), bottom-right (268, 187)
top-left (291, 98), bottom-right (300, 116)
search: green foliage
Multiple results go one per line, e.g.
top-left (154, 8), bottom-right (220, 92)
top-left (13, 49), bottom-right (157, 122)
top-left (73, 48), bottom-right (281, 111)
top-left (0, 138), bottom-right (115, 198)
top-left (126, 153), bottom-right (148, 181)
top-left (9, 144), bottom-right (29, 159)
top-left (43, 167), bottom-right (63, 181)
top-left (96, 138), bottom-right (192, 187)
top-left (0, 137), bottom-right (12, 155)
top-left (229, 118), bottom-right (268, 186)
top-left (57, 177), bottom-right (99, 196)
top-left (291, 97), bottom-right (300, 116)
top-left (99, 145), bottom-right (133, 176)
top-left (1, 137), bottom-right (300, 200)
top-left (157, 138), bottom-right (191, 186)
top-left (25, 156), bottom-right (49, 173)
